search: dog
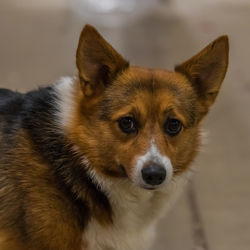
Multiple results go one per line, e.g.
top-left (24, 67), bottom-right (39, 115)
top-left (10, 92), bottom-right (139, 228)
top-left (0, 24), bottom-right (228, 250)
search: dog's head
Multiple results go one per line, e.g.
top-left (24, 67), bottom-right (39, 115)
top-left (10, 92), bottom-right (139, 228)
top-left (68, 25), bottom-right (228, 190)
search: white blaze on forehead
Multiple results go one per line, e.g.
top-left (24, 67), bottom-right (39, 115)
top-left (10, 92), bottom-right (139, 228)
top-left (134, 140), bottom-right (173, 187)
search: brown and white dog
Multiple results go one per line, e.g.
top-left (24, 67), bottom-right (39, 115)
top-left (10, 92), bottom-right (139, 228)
top-left (0, 25), bottom-right (228, 250)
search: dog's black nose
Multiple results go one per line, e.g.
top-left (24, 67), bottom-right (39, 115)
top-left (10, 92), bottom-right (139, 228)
top-left (141, 164), bottom-right (166, 186)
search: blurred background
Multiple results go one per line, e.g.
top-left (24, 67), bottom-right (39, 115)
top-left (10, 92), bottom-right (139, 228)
top-left (0, 0), bottom-right (249, 249)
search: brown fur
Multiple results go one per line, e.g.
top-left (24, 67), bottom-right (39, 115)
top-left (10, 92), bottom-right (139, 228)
top-left (0, 24), bottom-right (229, 250)
top-left (0, 131), bottom-right (84, 250)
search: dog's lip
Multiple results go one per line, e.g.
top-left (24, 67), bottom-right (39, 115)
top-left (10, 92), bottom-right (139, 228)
top-left (141, 185), bottom-right (160, 191)
top-left (144, 187), bottom-right (157, 190)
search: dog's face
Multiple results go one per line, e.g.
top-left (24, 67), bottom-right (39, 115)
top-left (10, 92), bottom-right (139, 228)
top-left (68, 25), bottom-right (228, 190)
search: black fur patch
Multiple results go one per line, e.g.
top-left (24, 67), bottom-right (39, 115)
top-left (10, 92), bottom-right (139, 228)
top-left (0, 89), bottom-right (24, 134)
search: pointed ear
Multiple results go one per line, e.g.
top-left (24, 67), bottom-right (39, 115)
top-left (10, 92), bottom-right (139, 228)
top-left (76, 24), bottom-right (129, 97)
top-left (175, 36), bottom-right (229, 110)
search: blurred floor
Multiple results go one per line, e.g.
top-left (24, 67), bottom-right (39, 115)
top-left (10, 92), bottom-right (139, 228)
top-left (0, 1), bottom-right (250, 250)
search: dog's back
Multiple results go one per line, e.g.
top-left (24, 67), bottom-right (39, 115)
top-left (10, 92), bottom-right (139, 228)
top-left (0, 89), bottom-right (23, 117)
top-left (0, 89), bottom-right (20, 105)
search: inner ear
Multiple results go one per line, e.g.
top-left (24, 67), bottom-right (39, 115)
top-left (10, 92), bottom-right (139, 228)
top-left (76, 24), bottom-right (129, 97)
top-left (175, 35), bottom-right (229, 108)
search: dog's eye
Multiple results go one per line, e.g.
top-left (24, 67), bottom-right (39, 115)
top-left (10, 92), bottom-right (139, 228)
top-left (118, 117), bottom-right (137, 134)
top-left (164, 118), bottom-right (182, 136)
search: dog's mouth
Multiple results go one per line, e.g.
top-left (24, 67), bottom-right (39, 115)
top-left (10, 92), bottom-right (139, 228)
top-left (143, 186), bottom-right (157, 190)
top-left (140, 184), bottom-right (163, 191)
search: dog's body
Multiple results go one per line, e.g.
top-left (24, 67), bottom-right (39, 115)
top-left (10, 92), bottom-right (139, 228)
top-left (0, 25), bottom-right (228, 250)
top-left (0, 77), bottom-right (189, 250)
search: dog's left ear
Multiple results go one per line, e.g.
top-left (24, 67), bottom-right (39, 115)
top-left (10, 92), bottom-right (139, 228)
top-left (76, 24), bottom-right (129, 97)
top-left (175, 36), bottom-right (229, 113)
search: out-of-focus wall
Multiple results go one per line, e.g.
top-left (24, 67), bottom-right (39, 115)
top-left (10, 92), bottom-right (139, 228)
top-left (2, 0), bottom-right (68, 10)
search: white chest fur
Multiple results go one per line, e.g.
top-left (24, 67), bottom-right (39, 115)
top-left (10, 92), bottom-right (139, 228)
top-left (82, 172), bottom-right (190, 250)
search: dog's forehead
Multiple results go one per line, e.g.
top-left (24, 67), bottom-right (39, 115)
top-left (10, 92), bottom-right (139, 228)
top-left (111, 67), bottom-right (193, 97)
top-left (100, 67), bottom-right (197, 125)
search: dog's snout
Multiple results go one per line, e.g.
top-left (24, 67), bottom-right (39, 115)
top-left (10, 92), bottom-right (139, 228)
top-left (141, 163), bottom-right (166, 186)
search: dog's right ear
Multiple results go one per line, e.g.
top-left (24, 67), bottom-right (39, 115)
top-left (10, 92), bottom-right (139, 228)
top-left (76, 24), bottom-right (129, 97)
